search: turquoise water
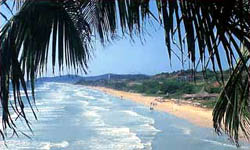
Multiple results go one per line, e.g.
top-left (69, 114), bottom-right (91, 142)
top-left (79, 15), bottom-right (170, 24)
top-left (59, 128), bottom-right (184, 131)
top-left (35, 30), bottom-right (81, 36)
top-left (1, 82), bottom-right (249, 150)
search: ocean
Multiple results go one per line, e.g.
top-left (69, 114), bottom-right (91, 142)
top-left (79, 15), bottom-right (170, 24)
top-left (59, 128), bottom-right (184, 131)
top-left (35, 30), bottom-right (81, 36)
top-left (0, 82), bottom-right (249, 150)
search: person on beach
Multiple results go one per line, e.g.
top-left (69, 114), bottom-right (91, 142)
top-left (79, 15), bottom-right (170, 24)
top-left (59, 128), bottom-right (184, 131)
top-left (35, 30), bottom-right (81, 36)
top-left (150, 101), bottom-right (157, 110)
top-left (150, 102), bottom-right (154, 110)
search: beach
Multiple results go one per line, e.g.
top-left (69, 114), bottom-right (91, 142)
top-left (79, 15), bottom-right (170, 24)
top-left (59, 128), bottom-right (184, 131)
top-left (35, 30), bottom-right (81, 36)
top-left (3, 82), bottom-right (249, 150)
top-left (89, 86), bottom-right (213, 128)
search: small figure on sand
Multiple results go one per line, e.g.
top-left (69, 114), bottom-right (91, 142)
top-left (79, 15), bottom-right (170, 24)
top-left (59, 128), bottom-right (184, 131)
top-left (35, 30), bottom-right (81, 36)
top-left (150, 102), bottom-right (154, 110)
top-left (150, 100), bottom-right (158, 110)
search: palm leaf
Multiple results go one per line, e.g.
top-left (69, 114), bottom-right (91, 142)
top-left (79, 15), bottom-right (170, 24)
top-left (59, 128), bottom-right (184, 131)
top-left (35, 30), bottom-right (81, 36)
top-left (0, 0), bottom-right (91, 138)
top-left (213, 45), bottom-right (250, 146)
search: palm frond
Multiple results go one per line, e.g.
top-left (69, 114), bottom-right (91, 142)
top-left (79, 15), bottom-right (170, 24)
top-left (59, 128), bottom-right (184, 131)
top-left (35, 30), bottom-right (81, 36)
top-left (0, 0), bottom-right (91, 138)
top-left (213, 45), bottom-right (250, 146)
top-left (79, 0), bottom-right (250, 71)
top-left (2, 0), bottom-right (249, 70)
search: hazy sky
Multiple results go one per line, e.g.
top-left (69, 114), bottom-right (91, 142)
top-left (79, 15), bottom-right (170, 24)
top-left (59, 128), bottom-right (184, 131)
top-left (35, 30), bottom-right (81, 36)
top-left (44, 25), bottom-right (190, 77)
top-left (1, 2), bottom-right (231, 77)
top-left (74, 28), bottom-right (187, 76)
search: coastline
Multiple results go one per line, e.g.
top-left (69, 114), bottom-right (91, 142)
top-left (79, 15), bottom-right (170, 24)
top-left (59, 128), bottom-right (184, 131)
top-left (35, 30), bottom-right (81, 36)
top-left (88, 86), bottom-right (213, 128)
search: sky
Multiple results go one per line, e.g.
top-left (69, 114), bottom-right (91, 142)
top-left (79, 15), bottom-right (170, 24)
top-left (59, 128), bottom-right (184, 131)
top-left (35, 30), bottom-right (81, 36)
top-left (44, 24), bottom-right (191, 77)
top-left (68, 28), bottom-right (188, 77)
top-left (1, 1), bottom-right (231, 77)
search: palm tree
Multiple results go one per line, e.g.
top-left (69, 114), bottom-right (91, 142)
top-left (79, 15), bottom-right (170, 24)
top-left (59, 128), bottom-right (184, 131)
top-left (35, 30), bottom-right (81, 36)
top-left (0, 0), bottom-right (249, 146)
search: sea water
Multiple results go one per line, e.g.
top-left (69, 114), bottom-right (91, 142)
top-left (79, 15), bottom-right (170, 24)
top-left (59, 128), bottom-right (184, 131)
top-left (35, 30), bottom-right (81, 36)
top-left (0, 82), bottom-right (250, 150)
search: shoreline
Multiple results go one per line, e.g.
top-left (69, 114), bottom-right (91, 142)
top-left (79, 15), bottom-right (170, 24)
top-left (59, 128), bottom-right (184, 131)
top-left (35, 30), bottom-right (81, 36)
top-left (88, 86), bottom-right (213, 128)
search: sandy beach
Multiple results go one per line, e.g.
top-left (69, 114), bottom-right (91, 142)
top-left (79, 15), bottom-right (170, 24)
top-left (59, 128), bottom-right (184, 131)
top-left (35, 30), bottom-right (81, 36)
top-left (89, 86), bottom-right (213, 128)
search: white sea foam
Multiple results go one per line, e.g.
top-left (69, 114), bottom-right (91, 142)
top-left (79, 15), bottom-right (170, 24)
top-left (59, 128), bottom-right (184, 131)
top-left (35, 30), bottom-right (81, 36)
top-left (173, 125), bottom-right (192, 135)
top-left (97, 127), bottom-right (131, 136)
top-left (82, 109), bottom-right (148, 149)
top-left (94, 127), bottom-right (145, 150)
top-left (121, 110), bottom-right (155, 125)
top-left (75, 91), bottom-right (95, 100)
top-left (51, 141), bottom-right (69, 148)
top-left (81, 109), bottom-right (156, 149)
top-left (84, 95), bottom-right (96, 100)
top-left (83, 111), bottom-right (99, 118)
top-left (75, 138), bottom-right (145, 150)
top-left (121, 110), bottom-right (158, 134)
top-left (176, 126), bottom-right (192, 135)
top-left (37, 83), bottom-right (51, 91)
top-left (0, 140), bottom-right (69, 150)
top-left (80, 100), bottom-right (89, 106)
top-left (201, 139), bottom-right (236, 148)
top-left (48, 91), bottom-right (69, 100)
top-left (0, 140), bottom-right (31, 150)
top-left (139, 124), bottom-right (161, 133)
top-left (122, 110), bottom-right (140, 117)
top-left (39, 141), bottom-right (69, 150)
top-left (139, 115), bottom-right (155, 125)
top-left (97, 98), bottom-right (113, 104)
top-left (40, 143), bottom-right (51, 150)
top-left (182, 128), bottom-right (191, 135)
top-left (35, 106), bottom-right (64, 113)
top-left (82, 110), bottom-right (106, 127)
top-left (8, 90), bottom-right (32, 99)
top-left (91, 106), bottom-right (109, 111)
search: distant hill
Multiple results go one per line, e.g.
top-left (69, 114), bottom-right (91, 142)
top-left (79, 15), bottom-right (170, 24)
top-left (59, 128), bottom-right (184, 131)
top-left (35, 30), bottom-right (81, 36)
top-left (36, 75), bottom-right (84, 83)
top-left (36, 73), bottom-right (150, 83)
top-left (79, 74), bottom-right (150, 81)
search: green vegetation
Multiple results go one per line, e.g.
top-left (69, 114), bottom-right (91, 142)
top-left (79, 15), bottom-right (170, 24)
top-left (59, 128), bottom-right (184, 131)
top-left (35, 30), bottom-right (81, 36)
top-left (77, 69), bottom-right (227, 108)
top-left (129, 79), bottom-right (202, 97)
